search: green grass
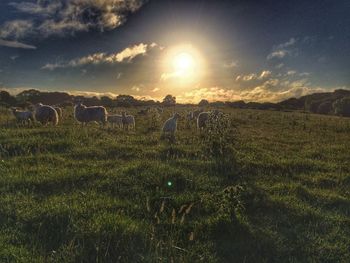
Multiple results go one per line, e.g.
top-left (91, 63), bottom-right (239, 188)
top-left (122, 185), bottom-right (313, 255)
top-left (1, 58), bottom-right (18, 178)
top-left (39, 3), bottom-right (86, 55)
top-left (0, 106), bottom-right (349, 262)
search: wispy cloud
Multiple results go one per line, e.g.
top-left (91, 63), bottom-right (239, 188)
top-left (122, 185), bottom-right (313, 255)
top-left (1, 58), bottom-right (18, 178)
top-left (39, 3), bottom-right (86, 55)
top-left (267, 37), bottom-right (297, 60)
top-left (267, 50), bottom-right (289, 60)
top-left (42, 43), bottom-right (158, 70)
top-left (223, 60), bottom-right (238, 68)
top-left (0, 39), bottom-right (36, 49)
top-left (236, 70), bottom-right (272, 82)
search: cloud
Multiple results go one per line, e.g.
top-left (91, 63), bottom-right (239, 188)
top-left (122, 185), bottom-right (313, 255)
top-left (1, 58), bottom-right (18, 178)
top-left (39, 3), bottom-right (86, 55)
top-left (223, 60), bottom-right (238, 68)
top-left (267, 37), bottom-right (298, 60)
top-left (131, 85), bottom-right (142, 92)
top-left (0, 39), bottom-right (36, 49)
top-left (236, 73), bottom-right (257, 82)
top-left (1, 0), bottom-right (147, 43)
top-left (276, 37), bottom-right (297, 49)
top-left (240, 85), bottom-right (327, 102)
top-left (42, 42), bottom-right (157, 70)
top-left (267, 50), bottom-right (289, 60)
top-left (180, 80), bottom-right (327, 104)
top-left (180, 87), bottom-right (241, 103)
top-left (160, 71), bottom-right (182, 81)
top-left (236, 70), bottom-right (271, 82)
top-left (0, 20), bottom-right (34, 39)
top-left (67, 90), bottom-right (118, 98)
top-left (259, 70), bottom-right (272, 79)
top-left (287, 70), bottom-right (297, 76)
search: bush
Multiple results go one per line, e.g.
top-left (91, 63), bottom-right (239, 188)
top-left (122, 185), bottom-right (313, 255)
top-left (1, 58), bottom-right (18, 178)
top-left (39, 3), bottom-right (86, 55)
top-left (202, 111), bottom-right (238, 176)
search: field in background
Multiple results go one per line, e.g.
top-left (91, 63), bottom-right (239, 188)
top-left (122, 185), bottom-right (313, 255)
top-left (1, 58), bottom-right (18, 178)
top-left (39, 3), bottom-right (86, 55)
top-left (0, 106), bottom-right (349, 262)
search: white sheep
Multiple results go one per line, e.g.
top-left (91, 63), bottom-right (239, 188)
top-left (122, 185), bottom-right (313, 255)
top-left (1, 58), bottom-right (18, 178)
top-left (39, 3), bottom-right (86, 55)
top-left (162, 113), bottom-right (180, 136)
top-left (35, 103), bottom-right (59, 126)
top-left (121, 112), bottom-right (135, 130)
top-left (11, 107), bottom-right (34, 125)
top-left (74, 103), bottom-right (107, 125)
top-left (107, 114), bottom-right (123, 128)
top-left (197, 110), bottom-right (220, 129)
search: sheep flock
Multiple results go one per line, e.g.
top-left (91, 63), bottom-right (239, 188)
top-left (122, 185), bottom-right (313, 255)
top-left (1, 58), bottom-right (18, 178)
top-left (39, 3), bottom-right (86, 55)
top-left (8, 103), bottom-right (225, 139)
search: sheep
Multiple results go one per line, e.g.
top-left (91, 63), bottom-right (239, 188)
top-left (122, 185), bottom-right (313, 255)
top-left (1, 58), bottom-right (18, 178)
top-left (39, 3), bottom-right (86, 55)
top-left (197, 110), bottom-right (220, 129)
top-left (74, 103), bottom-right (107, 126)
top-left (187, 109), bottom-right (203, 121)
top-left (107, 114), bottom-right (123, 128)
top-left (197, 112), bottom-right (209, 129)
top-left (54, 106), bottom-right (63, 119)
top-left (11, 107), bottom-right (34, 125)
top-left (121, 112), bottom-right (135, 130)
top-left (162, 112), bottom-right (180, 137)
top-left (35, 103), bottom-right (59, 126)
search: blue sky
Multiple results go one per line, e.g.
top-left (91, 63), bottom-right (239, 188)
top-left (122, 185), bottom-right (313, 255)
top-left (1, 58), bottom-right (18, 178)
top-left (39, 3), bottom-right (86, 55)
top-left (0, 0), bottom-right (349, 102)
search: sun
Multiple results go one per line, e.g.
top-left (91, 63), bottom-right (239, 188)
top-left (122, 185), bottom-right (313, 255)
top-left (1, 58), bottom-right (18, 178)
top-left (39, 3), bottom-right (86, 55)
top-left (173, 52), bottom-right (195, 73)
top-left (161, 44), bottom-right (205, 84)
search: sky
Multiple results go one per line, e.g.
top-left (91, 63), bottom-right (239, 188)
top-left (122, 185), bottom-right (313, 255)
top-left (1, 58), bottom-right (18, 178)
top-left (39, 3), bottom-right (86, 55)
top-left (0, 0), bottom-right (349, 103)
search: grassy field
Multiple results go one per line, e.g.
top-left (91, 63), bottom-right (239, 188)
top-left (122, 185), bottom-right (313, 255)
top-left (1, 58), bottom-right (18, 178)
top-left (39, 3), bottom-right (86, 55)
top-left (0, 106), bottom-right (349, 262)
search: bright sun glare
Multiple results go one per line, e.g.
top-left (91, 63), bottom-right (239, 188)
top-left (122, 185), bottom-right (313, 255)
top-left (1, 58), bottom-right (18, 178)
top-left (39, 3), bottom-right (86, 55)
top-left (162, 44), bottom-right (205, 83)
top-left (173, 52), bottom-right (194, 72)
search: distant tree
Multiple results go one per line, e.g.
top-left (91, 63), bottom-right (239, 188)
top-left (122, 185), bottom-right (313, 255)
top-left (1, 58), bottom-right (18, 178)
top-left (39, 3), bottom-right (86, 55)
top-left (100, 96), bottom-right (114, 107)
top-left (211, 101), bottom-right (225, 107)
top-left (115, 95), bottom-right (137, 107)
top-left (226, 100), bottom-right (246, 108)
top-left (0, 90), bottom-right (16, 107)
top-left (16, 89), bottom-right (72, 105)
top-left (16, 89), bottom-right (41, 103)
top-left (198, 99), bottom-right (209, 107)
top-left (333, 97), bottom-right (350, 117)
top-left (162, 94), bottom-right (176, 107)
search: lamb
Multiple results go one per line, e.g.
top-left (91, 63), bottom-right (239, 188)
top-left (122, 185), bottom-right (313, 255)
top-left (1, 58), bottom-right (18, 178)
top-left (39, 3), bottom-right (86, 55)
top-left (162, 113), bottom-right (180, 136)
top-left (35, 103), bottom-right (59, 126)
top-left (11, 107), bottom-right (34, 125)
top-left (74, 103), bottom-right (107, 125)
top-left (121, 112), bottom-right (135, 130)
top-left (107, 114), bottom-right (123, 128)
top-left (197, 110), bottom-right (220, 129)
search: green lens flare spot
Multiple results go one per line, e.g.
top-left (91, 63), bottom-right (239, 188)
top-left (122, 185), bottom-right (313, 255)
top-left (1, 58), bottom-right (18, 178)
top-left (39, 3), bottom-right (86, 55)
top-left (167, 181), bottom-right (172, 187)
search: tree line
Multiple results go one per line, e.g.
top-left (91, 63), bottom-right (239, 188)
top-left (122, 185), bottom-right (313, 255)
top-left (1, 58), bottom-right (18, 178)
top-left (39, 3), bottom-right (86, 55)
top-left (1, 88), bottom-right (350, 117)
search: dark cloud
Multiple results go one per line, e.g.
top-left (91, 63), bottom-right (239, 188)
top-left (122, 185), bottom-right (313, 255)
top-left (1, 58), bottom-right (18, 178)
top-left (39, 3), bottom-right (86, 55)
top-left (2, 0), bottom-right (147, 40)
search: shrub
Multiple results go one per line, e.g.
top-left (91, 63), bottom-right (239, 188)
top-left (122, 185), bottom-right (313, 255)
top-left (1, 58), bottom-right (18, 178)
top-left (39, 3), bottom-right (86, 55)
top-left (202, 111), bottom-right (238, 176)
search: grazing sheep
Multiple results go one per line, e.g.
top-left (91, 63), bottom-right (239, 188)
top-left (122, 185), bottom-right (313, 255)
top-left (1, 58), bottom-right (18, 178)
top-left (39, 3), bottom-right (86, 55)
top-left (187, 109), bottom-right (203, 121)
top-left (197, 110), bottom-right (220, 129)
top-left (35, 103), bottom-right (59, 126)
top-left (107, 114), bottom-right (123, 128)
top-left (74, 103), bottom-right (107, 125)
top-left (162, 113), bottom-right (180, 136)
top-left (121, 112), bottom-right (135, 130)
top-left (54, 107), bottom-right (63, 119)
top-left (11, 107), bottom-right (34, 125)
